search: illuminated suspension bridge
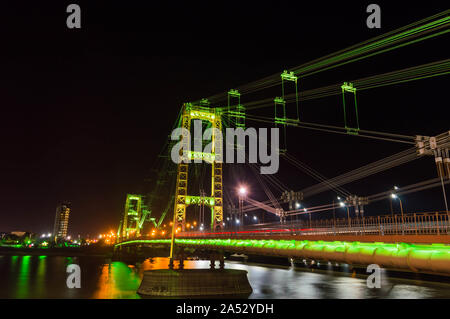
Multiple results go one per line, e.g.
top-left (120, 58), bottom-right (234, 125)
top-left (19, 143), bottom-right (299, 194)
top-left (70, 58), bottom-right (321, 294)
top-left (115, 10), bottom-right (450, 277)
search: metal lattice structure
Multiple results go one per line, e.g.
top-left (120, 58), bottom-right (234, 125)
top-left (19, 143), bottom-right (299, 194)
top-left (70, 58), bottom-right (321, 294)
top-left (116, 12), bottom-right (450, 245)
top-left (119, 194), bottom-right (143, 239)
top-left (227, 89), bottom-right (245, 129)
top-left (341, 82), bottom-right (359, 135)
top-left (173, 103), bottom-right (223, 231)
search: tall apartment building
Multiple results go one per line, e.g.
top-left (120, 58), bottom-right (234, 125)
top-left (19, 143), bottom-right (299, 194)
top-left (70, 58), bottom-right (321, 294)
top-left (53, 202), bottom-right (71, 240)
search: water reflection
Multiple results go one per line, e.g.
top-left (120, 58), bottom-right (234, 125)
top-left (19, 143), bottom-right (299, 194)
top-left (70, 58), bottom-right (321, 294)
top-left (93, 262), bottom-right (141, 299)
top-left (0, 255), bottom-right (449, 299)
top-left (16, 256), bottom-right (31, 298)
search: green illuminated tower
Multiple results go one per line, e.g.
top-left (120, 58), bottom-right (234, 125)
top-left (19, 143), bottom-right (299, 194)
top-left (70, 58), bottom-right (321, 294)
top-left (120, 194), bottom-right (143, 239)
top-left (341, 82), bottom-right (360, 134)
top-left (173, 103), bottom-right (223, 231)
top-left (227, 89), bottom-right (245, 129)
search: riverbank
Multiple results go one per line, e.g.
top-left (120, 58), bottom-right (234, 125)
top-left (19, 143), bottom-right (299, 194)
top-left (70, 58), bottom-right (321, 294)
top-left (0, 246), bottom-right (113, 257)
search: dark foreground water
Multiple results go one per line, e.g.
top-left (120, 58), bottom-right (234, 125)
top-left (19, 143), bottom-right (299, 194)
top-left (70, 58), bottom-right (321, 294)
top-left (0, 255), bottom-right (449, 299)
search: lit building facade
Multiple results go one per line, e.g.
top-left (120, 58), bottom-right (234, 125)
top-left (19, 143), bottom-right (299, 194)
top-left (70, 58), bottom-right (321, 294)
top-left (53, 202), bottom-right (71, 240)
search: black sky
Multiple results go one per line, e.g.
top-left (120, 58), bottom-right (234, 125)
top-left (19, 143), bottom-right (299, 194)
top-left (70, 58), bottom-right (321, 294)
top-left (0, 1), bottom-right (448, 236)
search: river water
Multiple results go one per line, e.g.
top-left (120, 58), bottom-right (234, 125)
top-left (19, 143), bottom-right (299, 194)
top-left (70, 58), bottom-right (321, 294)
top-left (0, 255), bottom-right (449, 299)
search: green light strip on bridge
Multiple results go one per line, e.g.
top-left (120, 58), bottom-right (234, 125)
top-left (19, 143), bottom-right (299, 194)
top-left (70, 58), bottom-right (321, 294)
top-left (115, 239), bottom-right (449, 258)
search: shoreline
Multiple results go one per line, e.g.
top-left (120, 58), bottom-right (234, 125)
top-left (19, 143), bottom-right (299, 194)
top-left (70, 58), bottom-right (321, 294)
top-left (0, 246), bottom-right (113, 257)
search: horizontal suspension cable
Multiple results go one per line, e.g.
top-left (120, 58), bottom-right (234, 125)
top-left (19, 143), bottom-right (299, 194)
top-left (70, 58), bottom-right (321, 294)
top-left (234, 59), bottom-right (450, 112)
top-left (282, 152), bottom-right (352, 198)
top-left (201, 11), bottom-right (450, 103)
top-left (301, 148), bottom-right (419, 198)
top-left (243, 114), bottom-right (417, 144)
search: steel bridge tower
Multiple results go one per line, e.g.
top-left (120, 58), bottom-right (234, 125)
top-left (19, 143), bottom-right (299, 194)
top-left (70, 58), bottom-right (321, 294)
top-left (118, 194), bottom-right (143, 240)
top-left (173, 103), bottom-right (223, 232)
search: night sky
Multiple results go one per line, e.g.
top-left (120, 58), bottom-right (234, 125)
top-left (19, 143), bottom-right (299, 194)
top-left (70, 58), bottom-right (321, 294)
top-left (1, 1), bottom-right (448, 236)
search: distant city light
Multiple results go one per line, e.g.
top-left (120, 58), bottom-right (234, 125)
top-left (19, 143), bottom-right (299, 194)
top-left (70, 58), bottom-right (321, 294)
top-left (236, 219), bottom-right (240, 224)
top-left (253, 216), bottom-right (257, 221)
top-left (303, 208), bottom-right (307, 212)
top-left (238, 186), bottom-right (247, 196)
top-left (391, 193), bottom-right (398, 199)
top-left (339, 202), bottom-right (345, 207)
top-left (394, 186), bottom-right (399, 190)
top-left (295, 202), bottom-right (300, 209)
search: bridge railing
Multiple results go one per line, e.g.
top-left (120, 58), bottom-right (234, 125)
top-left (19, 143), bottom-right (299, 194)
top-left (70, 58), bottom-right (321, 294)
top-left (179, 212), bottom-right (450, 238)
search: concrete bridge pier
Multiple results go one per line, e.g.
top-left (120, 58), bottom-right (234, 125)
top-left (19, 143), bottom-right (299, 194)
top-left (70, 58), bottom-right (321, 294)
top-left (208, 252), bottom-right (225, 270)
top-left (138, 250), bottom-right (252, 297)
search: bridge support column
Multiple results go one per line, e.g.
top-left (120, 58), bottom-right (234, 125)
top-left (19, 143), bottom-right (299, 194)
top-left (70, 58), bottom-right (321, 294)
top-left (179, 257), bottom-right (184, 270)
top-left (219, 255), bottom-right (225, 269)
top-left (172, 104), bottom-right (224, 232)
top-left (210, 256), bottom-right (216, 270)
top-left (179, 250), bottom-right (185, 270)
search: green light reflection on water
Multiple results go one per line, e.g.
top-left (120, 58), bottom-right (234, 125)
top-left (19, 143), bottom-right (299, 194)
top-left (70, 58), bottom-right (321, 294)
top-left (94, 261), bottom-right (141, 299)
top-left (16, 256), bottom-right (31, 298)
top-left (34, 256), bottom-right (47, 297)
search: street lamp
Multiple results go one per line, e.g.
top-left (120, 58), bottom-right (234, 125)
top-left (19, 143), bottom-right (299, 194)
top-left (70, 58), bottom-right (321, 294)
top-left (238, 185), bottom-right (247, 231)
top-left (339, 201), bottom-right (351, 230)
top-left (389, 186), bottom-right (399, 216)
top-left (391, 193), bottom-right (405, 234)
top-left (303, 208), bottom-right (311, 227)
top-left (238, 186), bottom-right (247, 196)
